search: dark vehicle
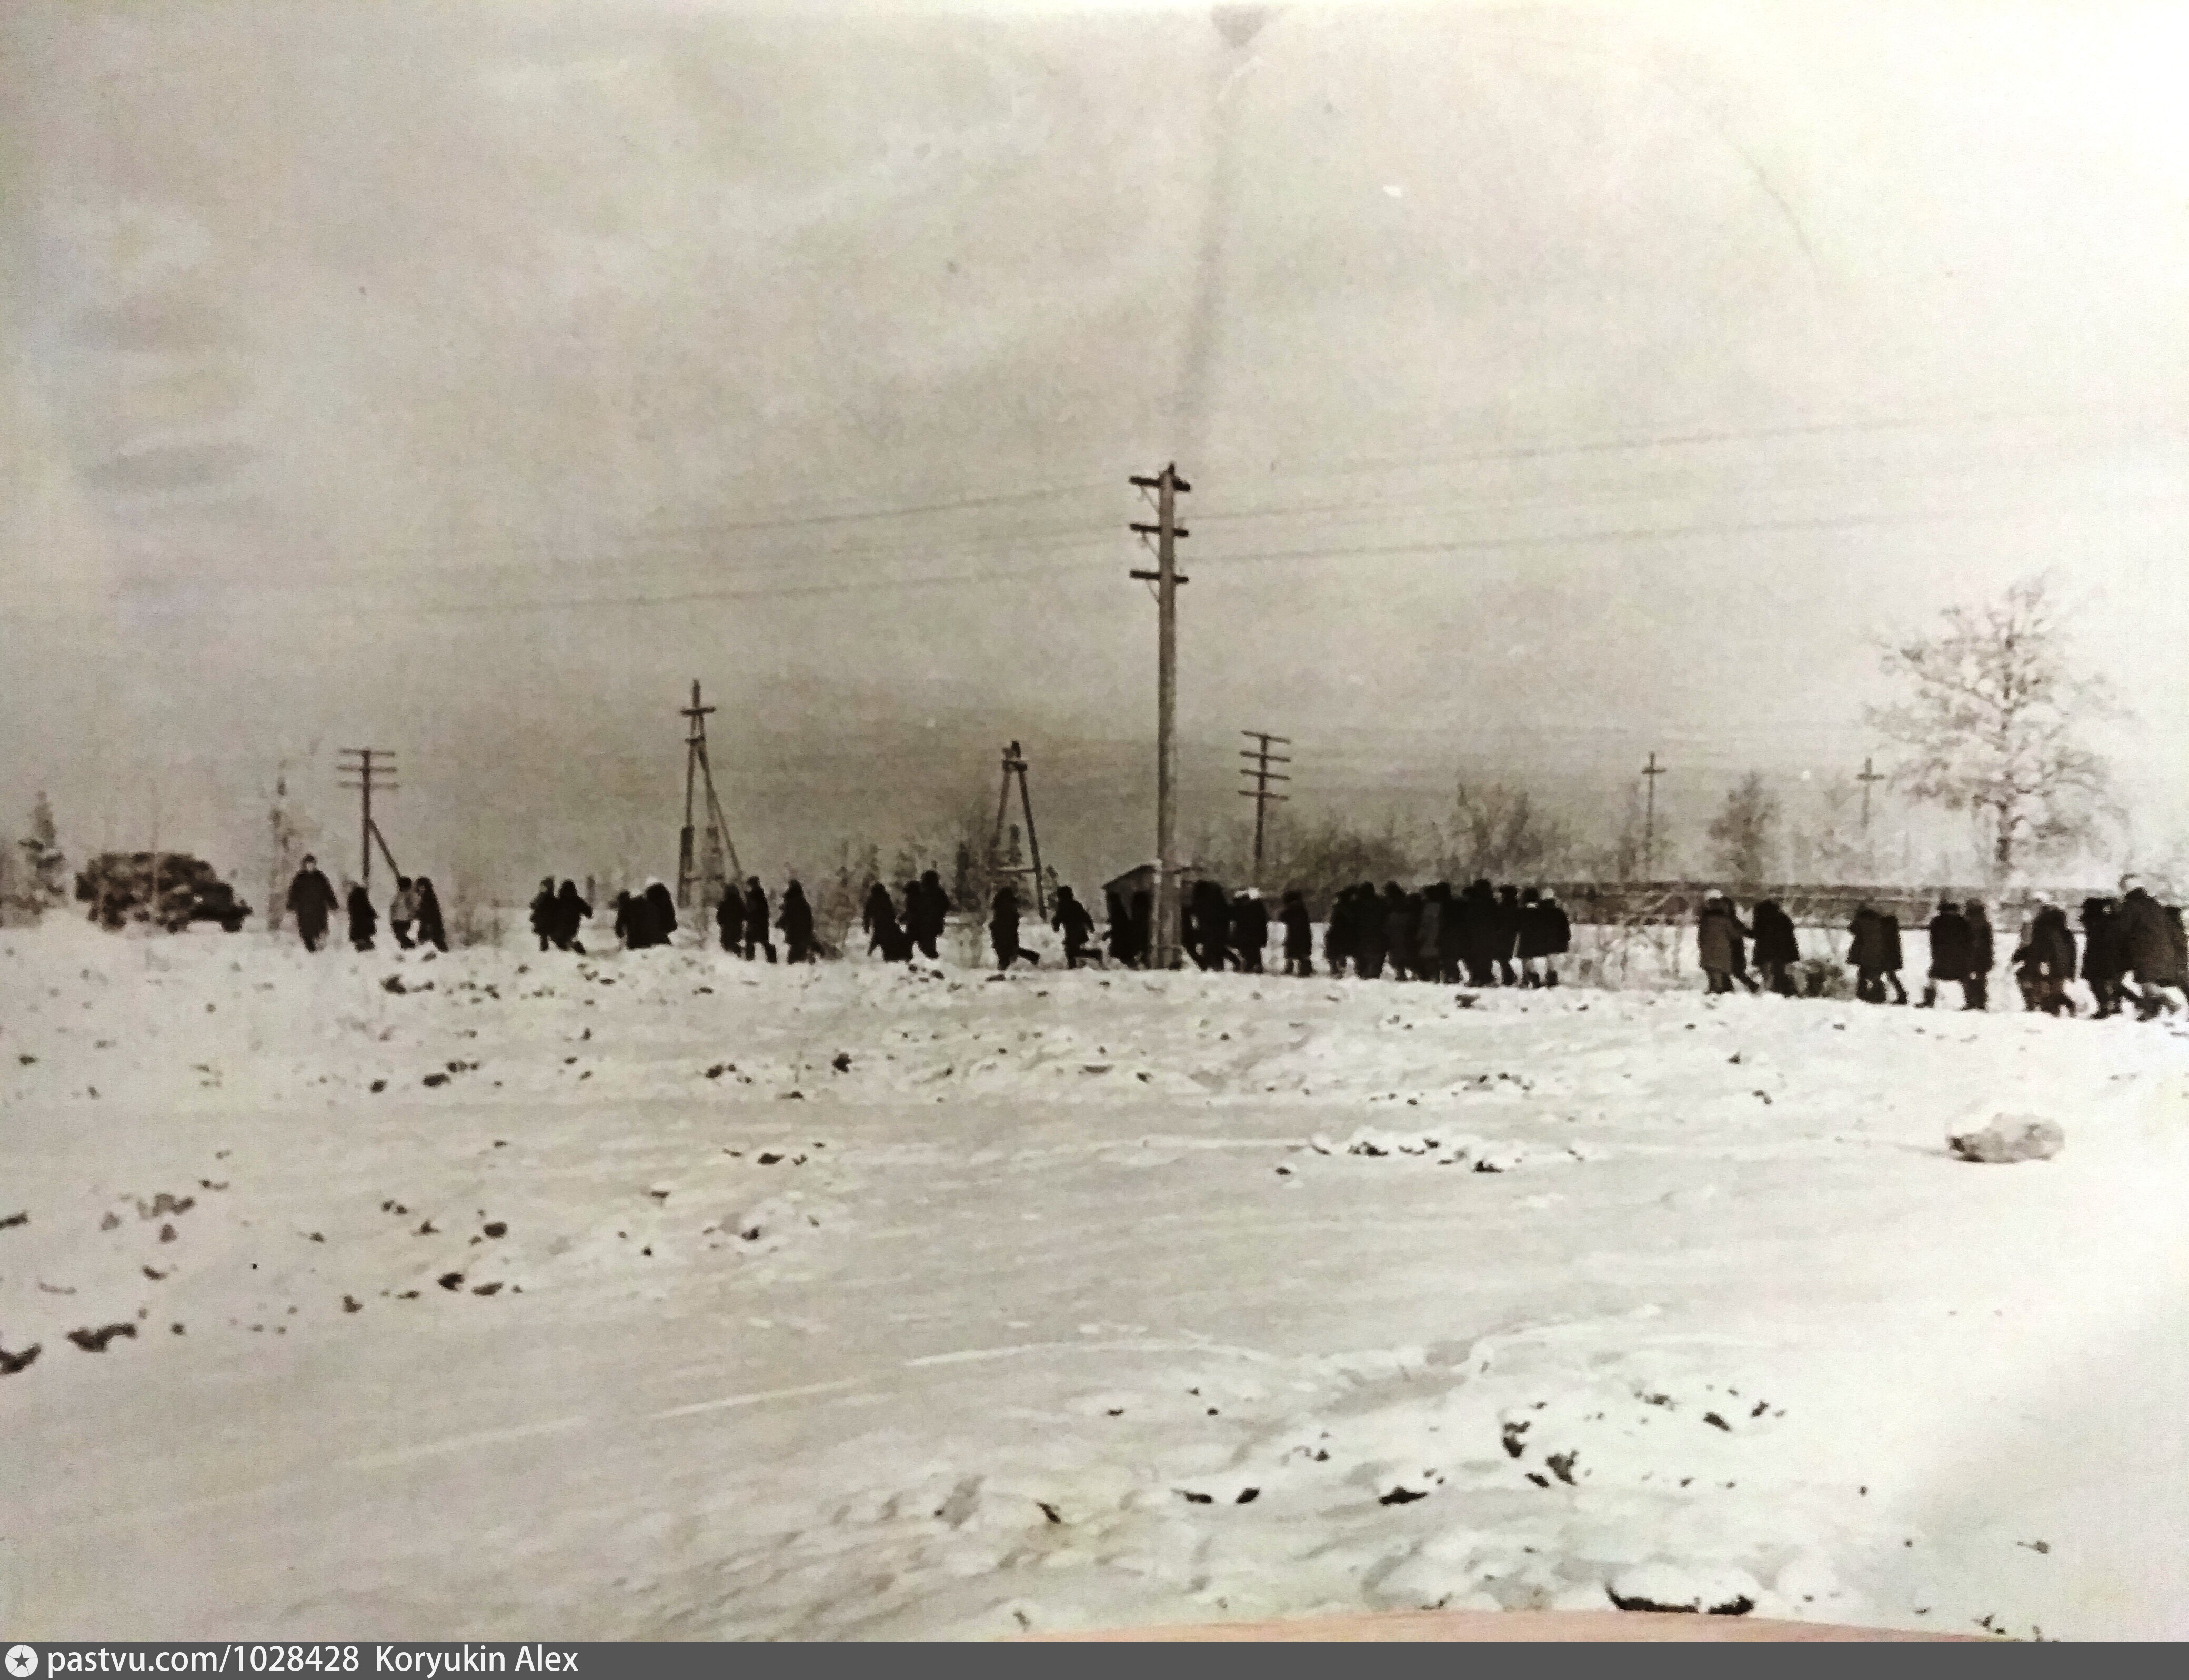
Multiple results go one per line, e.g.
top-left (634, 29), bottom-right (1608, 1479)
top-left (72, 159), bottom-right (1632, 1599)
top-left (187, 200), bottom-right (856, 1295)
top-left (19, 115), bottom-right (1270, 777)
top-left (75, 853), bottom-right (254, 933)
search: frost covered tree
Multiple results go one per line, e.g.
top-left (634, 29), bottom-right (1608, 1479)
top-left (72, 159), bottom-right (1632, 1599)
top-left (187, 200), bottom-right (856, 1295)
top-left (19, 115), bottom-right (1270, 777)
top-left (18, 792), bottom-right (67, 904)
top-left (1432, 783), bottom-right (1574, 882)
top-left (1866, 574), bottom-right (2120, 881)
top-left (1706, 773), bottom-right (1780, 889)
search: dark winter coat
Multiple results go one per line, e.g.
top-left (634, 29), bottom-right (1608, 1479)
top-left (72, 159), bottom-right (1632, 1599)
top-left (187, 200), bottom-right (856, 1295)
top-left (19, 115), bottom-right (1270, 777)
top-left (1880, 913), bottom-right (1906, 972)
top-left (1539, 899), bottom-right (1572, 957)
top-left (1515, 896), bottom-right (1557, 960)
top-left (529, 882), bottom-right (558, 939)
top-left (778, 883), bottom-right (815, 950)
top-left (1459, 881), bottom-right (1501, 964)
top-left (1280, 892), bottom-right (1313, 957)
top-left (1697, 900), bottom-right (1739, 972)
top-left (1494, 887), bottom-right (1523, 961)
top-left (286, 867), bottom-right (338, 933)
top-left (1417, 894), bottom-right (1444, 963)
top-left (346, 884), bottom-right (377, 943)
top-left (1434, 885), bottom-right (1465, 965)
top-left (644, 882), bottom-right (678, 945)
top-left (556, 883), bottom-right (591, 944)
top-left (862, 884), bottom-right (894, 942)
top-left (716, 887), bottom-right (746, 944)
top-left (1231, 894), bottom-right (1269, 959)
top-left (1383, 887), bottom-right (1415, 970)
top-left (1926, 908), bottom-right (1971, 981)
top-left (2077, 900), bottom-right (2123, 982)
top-left (744, 883), bottom-right (771, 941)
top-left (2019, 904), bottom-right (2075, 979)
top-left (1053, 889), bottom-right (1095, 949)
top-left (1847, 907), bottom-right (1891, 970)
top-left (412, 880), bottom-right (447, 951)
top-left (1751, 900), bottom-right (1800, 967)
top-left (1964, 904), bottom-right (1995, 974)
top-left (2121, 889), bottom-right (2180, 983)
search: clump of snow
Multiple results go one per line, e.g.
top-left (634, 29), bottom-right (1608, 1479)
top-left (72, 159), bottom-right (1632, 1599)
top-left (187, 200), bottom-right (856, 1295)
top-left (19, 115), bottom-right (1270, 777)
top-left (1607, 1561), bottom-right (1763, 1615)
top-left (1949, 1114), bottom-right (2065, 1164)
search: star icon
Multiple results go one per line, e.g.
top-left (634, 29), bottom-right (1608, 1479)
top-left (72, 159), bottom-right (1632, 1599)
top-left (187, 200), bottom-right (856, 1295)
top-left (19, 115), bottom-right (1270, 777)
top-left (7, 1646), bottom-right (39, 1679)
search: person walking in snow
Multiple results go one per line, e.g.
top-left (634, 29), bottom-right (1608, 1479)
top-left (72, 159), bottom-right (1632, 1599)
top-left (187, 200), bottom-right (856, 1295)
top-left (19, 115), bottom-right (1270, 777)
top-left (905, 870), bottom-right (948, 962)
top-left (1459, 879), bottom-right (1500, 988)
top-left (1847, 904), bottom-right (1890, 1004)
top-left (741, 877), bottom-right (776, 962)
top-left (286, 856), bottom-right (339, 953)
top-left (388, 876), bottom-right (419, 949)
top-left (1877, 908), bottom-right (1910, 1004)
top-left (1493, 884), bottom-right (1524, 986)
top-left (2013, 894), bottom-right (2074, 1014)
top-left (989, 884), bottom-right (1039, 971)
top-left (1697, 892), bottom-right (1746, 995)
top-left (1922, 899), bottom-right (1972, 1010)
top-left (778, 879), bottom-right (817, 964)
top-left (2118, 880), bottom-right (2183, 1018)
top-left (1963, 898), bottom-right (1994, 1011)
top-left (528, 877), bottom-right (558, 953)
top-left (412, 877), bottom-right (448, 952)
top-left (1279, 888), bottom-right (1314, 977)
top-left (1231, 889), bottom-right (1270, 975)
top-left (1052, 884), bottom-right (1098, 969)
top-left (1323, 885), bottom-right (1357, 977)
top-left (345, 880), bottom-right (378, 953)
top-left (551, 880), bottom-right (590, 953)
top-left (715, 881), bottom-right (746, 954)
top-left (1537, 889), bottom-right (1573, 988)
top-left (1384, 884), bottom-right (1418, 981)
top-left (1515, 886), bottom-right (1551, 988)
top-left (1750, 897), bottom-right (1800, 997)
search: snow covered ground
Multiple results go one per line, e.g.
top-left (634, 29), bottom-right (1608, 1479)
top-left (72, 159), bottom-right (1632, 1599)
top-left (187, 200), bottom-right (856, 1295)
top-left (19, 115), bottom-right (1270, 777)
top-left (4, 914), bottom-right (2187, 1640)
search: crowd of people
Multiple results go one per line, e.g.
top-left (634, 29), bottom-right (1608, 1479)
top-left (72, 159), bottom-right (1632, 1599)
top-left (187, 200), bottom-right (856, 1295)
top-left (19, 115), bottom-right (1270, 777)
top-left (285, 851), bottom-right (2189, 1024)
top-left (282, 855), bottom-right (447, 954)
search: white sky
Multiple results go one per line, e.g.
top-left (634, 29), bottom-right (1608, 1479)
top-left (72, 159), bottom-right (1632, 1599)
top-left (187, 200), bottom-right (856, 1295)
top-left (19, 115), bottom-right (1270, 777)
top-left (4, 0), bottom-right (2187, 891)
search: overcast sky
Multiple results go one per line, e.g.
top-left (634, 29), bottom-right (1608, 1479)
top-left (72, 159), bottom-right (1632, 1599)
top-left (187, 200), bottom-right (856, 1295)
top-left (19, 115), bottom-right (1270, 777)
top-left (5, 0), bottom-right (2188, 895)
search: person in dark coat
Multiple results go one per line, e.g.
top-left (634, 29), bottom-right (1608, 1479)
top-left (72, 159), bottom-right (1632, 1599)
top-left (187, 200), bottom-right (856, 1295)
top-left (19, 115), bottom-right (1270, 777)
top-left (285, 856), bottom-right (339, 952)
top-left (1231, 890), bottom-right (1269, 974)
top-left (346, 881), bottom-right (378, 952)
top-left (862, 882), bottom-right (895, 957)
top-left (990, 884), bottom-right (1038, 970)
top-left (1458, 879), bottom-right (1500, 987)
top-left (1922, 899), bottom-right (1971, 1009)
top-left (717, 882), bottom-right (747, 955)
top-left (389, 877), bottom-right (418, 949)
top-left (2078, 896), bottom-right (2123, 1017)
top-left (778, 879), bottom-right (817, 963)
top-left (1493, 884), bottom-right (1523, 985)
top-left (412, 877), bottom-right (448, 952)
top-left (1383, 884), bottom-right (1417, 981)
top-left (1432, 882), bottom-right (1464, 983)
top-left (1417, 889), bottom-right (1445, 982)
top-left (1279, 888), bottom-right (1314, 977)
top-left (1750, 898), bottom-right (1800, 997)
top-left (641, 879), bottom-right (677, 949)
top-left (1324, 886), bottom-right (1356, 976)
top-left (2013, 894), bottom-right (2075, 1014)
top-left (904, 870), bottom-right (948, 962)
top-left (1053, 885), bottom-right (1098, 969)
top-left (1698, 892), bottom-right (1756, 994)
top-left (1106, 890), bottom-right (1136, 967)
top-left (1352, 882), bottom-right (1388, 980)
top-left (1130, 889), bottom-right (1153, 968)
top-left (1962, 898), bottom-right (1994, 1011)
top-left (556, 880), bottom-right (591, 954)
top-left (1179, 893), bottom-right (1202, 969)
top-left (2118, 881), bottom-right (2183, 1018)
top-left (1515, 887), bottom-right (1553, 987)
top-left (1187, 879), bottom-right (1231, 971)
top-left (1847, 904), bottom-right (1890, 1003)
top-left (742, 877), bottom-right (776, 962)
top-left (1539, 889), bottom-right (1573, 986)
top-left (1877, 908), bottom-right (1909, 1003)
top-left (528, 878), bottom-right (558, 953)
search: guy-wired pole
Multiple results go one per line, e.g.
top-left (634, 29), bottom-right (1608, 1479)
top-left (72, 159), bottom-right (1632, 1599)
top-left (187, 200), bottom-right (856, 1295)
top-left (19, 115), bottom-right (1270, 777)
top-left (1131, 464), bottom-right (1190, 968)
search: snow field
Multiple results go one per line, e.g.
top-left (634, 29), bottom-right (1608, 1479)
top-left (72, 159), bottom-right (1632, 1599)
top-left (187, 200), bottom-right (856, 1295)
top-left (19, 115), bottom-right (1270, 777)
top-left (3, 915), bottom-right (2187, 1639)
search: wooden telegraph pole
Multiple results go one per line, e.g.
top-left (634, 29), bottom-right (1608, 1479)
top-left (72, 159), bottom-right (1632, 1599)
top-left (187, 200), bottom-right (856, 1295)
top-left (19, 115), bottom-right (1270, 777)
top-left (1641, 751), bottom-right (1666, 883)
top-left (1857, 755), bottom-right (1886, 880)
top-left (677, 681), bottom-right (741, 910)
top-left (989, 741), bottom-right (1049, 919)
top-left (1239, 730), bottom-right (1290, 887)
top-left (337, 748), bottom-right (401, 890)
top-left (1130, 464), bottom-right (1190, 968)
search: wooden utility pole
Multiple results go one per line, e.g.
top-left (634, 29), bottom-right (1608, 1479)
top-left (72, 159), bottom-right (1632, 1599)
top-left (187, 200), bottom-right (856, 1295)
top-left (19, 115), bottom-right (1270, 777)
top-left (1131, 464), bottom-right (1190, 968)
top-left (1640, 751), bottom-right (1666, 882)
top-left (989, 741), bottom-right (1048, 918)
top-left (677, 680), bottom-right (741, 910)
top-left (337, 749), bottom-right (400, 890)
top-left (1239, 730), bottom-right (1291, 886)
top-left (1857, 755), bottom-right (1886, 880)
